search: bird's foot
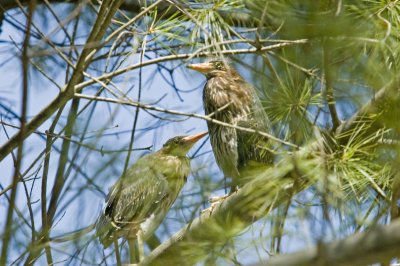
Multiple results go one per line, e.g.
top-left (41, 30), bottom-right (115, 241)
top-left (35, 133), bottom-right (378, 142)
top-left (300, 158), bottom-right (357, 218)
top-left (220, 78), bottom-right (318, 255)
top-left (209, 194), bottom-right (229, 204)
top-left (111, 220), bottom-right (122, 230)
top-left (201, 194), bottom-right (229, 215)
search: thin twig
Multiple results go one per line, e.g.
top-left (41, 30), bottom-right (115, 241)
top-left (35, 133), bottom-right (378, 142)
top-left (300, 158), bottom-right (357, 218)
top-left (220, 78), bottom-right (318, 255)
top-left (74, 93), bottom-right (298, 148)
top-left (76, 40), bottom-right (309, 91)
top-left (0, 1), bottom-right (35, 264)
top-left (323, 41), bottom-right (340, 131)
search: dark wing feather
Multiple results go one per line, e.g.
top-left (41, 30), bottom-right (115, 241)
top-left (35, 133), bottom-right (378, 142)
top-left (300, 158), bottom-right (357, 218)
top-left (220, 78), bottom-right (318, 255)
top-left (111, 168), bottom-right (169, 226)
top-left (236, 82), bottom-right (273, 172)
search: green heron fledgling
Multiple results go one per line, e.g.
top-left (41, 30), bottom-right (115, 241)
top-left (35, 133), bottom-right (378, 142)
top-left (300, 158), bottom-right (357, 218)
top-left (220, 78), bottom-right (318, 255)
top-left (95, 132), bottom-right (207, 253)
top-left (187, 60), bottom-right (273, 190)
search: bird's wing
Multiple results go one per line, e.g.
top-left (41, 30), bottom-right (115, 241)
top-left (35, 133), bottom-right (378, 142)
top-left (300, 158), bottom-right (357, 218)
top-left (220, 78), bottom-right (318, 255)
top-left (107, 162), bottom-right (170, 227)
top-left (96, 156), bottom-right (171, 246)
top-left (236, 83), bottom-right (274, 169)
top-left (248, 82), bottom-right (271, 131)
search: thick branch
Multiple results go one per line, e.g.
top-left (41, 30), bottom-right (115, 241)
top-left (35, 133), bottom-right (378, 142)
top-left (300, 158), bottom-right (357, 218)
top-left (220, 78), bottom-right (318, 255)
top-left (251, 219), bottom-right (400, 266)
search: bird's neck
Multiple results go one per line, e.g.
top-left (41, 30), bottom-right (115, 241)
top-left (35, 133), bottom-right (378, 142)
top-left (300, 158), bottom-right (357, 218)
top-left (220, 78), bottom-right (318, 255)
top-left (157, 152), bottom-right (190, 182)
top-left (158, 149), bottom-right (188, 158)
top-left (204, 75), bottom-right (252, 112)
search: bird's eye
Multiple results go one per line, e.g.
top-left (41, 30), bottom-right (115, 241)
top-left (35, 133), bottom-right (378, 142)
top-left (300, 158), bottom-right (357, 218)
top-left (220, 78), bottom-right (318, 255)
top-left (215, 62), bottom-right (222, 70)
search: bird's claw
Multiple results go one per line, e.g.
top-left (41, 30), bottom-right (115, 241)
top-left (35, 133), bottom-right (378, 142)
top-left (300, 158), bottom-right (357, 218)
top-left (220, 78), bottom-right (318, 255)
top-left (201, 194), bottom-right (229, 214)
top-left (111, 221), bottom-right (121, 230)
top-left (209, 194), bottom-right (229, 204)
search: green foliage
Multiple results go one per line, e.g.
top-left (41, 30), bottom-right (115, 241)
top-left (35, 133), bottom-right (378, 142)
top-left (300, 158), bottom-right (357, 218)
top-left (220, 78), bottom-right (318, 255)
top-left (265, 74), bottom-right (322, 143)
top-left (327, 123), bottom-right (392, 201)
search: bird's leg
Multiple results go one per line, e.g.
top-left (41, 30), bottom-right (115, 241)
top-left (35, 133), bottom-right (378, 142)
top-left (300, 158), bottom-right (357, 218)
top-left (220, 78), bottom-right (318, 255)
top-left (113, 239), bottom-right (122, 266)
top-left (201, 196), bottom-right (225, 215)
top-left (201, 177), bottom-right (239, 214)
top-left (111, 220), bottom-right (122, 230)
top-left (230, 184), bottom-right (239, 194)
top-left (136, 229), bottom-right (145, 262)
top-left (204, 183), bottom-right (241, 214)
top-left (127, 237), bottom-right (138, 264)
top-left (201, 194), bottom-right (230, 214)
top-left (209, 181), bottom-right (239, 206)
top-left (209, 194), bottom-right (229, 206)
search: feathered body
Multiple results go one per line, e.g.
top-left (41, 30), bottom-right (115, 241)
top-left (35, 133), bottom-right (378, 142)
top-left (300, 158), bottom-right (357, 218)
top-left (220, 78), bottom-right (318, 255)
top-left (96, 133), bottom-right (206, 247)
top-left (188, 60), bottom-right (273, 188)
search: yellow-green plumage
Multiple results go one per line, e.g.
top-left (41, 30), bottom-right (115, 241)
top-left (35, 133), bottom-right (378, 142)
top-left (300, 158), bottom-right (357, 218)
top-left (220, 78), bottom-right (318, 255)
top-left (96, 133), bottom-right (206, 247)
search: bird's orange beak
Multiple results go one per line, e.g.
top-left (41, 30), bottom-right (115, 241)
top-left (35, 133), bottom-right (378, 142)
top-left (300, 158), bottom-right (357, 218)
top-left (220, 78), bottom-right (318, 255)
top-left (183, 131), bottom-right (208, 144)
top-left (187, 62), bottom-right (213, 74)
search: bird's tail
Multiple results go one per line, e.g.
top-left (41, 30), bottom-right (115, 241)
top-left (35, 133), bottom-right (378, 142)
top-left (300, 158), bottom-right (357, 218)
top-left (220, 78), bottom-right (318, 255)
top-left (51, 224), bottom-right (95, 243)
top-left (95, 213), bottom-right (116, 248)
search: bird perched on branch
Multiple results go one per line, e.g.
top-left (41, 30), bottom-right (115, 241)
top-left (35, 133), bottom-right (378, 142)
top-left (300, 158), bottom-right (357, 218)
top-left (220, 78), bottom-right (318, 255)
top-left (95, 132), bottom-right (207, 255)
top-left (187, 59), bottom-right (273, 191)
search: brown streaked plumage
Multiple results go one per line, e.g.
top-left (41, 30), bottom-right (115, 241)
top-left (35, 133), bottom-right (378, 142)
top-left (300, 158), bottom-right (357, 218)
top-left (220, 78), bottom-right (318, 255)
top-left (95, 132), bottom-right (207, 248)
top-left (188, 59), bottom-right (273, 190)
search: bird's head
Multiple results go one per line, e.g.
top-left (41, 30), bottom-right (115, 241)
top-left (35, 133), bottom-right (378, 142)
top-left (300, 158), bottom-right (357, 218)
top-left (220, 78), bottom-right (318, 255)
top-left (161, 131), bottom-right (208, 156)
top-left (187, 59), bottom-right (234, 79)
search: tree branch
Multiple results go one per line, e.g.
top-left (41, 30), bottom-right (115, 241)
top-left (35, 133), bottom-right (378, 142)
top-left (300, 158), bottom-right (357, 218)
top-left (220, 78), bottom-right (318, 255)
top-left (336, 76), bottom-right (400, 134)
top-left (75, 40), bottom-right (308, 92)
top-left (74, 93), bottom-right (298, 148)
top-left (23, 0), bottom-right (126, 263)
top-left (323, 41), bottom-right (340, 131)
top-left (0, 14), bottom-right (307, 163)
top-left (0, 1), bottom-right (35, 264)
top-left (250, 218), bottom-right (400, 266)
top-left (0, 0), bottom-right (256, 27)
top-left (0, 0), bottom-right (126, 162)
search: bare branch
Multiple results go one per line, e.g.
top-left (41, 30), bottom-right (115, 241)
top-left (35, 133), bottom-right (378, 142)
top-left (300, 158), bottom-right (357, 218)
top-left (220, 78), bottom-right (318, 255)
top-left (0, 0), bottom-right (127, 162)
top-left (0, 36), bottom-right (307, 162)
top-left (74, 93), bottom-right (298, 148)
top-left (22, 0), bottom-right (126, 263)
top-left (75, 40), bottom-right (309, 91)
top-left (0, 1), bottom-right (35, 264)
top-left (323, 41), bottom-right (340, 131)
